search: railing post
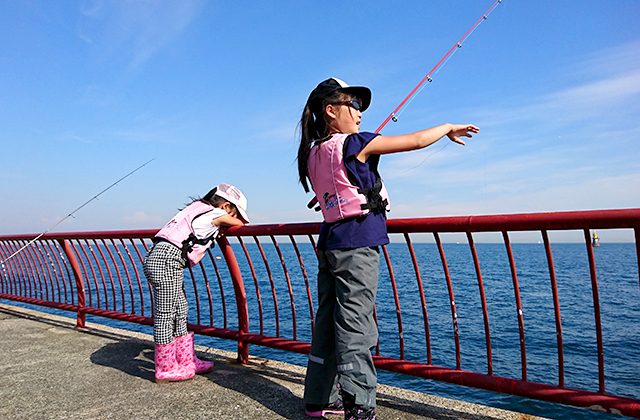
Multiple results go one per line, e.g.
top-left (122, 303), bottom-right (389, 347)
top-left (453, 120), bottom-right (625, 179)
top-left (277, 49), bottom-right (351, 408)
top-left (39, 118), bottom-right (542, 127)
top-left (635, 228), bottom-right (640, 293)
top-left (217, 236), bottom-right (250, 363)
top-left (59, 239), bottom-right (86, 328)
top-left (583, 229), bottom-right (605, 393)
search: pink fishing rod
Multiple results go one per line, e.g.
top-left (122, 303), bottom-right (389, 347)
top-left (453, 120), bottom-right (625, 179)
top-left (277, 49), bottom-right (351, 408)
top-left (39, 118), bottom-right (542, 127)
top-left (307, 0), bottom-right (503, 211)
top-left (375, 0), bottom-right (503, 134)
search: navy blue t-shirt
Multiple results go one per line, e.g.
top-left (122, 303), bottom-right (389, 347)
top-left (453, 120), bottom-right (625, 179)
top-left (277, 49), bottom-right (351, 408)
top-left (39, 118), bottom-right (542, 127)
top-left (317, 132), bottom-right (390, 250)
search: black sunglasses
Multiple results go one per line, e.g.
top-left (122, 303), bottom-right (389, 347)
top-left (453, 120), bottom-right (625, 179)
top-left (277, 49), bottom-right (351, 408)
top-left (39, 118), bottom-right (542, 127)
top-left (336, 99), bottom-right (362, 111)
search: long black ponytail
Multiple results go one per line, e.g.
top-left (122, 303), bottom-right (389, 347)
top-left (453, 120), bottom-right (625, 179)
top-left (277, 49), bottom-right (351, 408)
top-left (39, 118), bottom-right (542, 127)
top-left (296, 90), bottom-right (351, 193)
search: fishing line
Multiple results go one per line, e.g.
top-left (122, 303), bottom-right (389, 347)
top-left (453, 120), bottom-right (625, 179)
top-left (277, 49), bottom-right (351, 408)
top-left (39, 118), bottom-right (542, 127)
top-left (402, 142), bottom-right (451, 173)
top-left (382, 0), bottom-right (503, 175)
top-left (389, 37), bottom-right (462, 124)
top-left (1, 158), bottom-right (155, 265)
top-left (306, 0), bottom-right (504, 209)
top-left (375, 0), bottom-right (503, 134)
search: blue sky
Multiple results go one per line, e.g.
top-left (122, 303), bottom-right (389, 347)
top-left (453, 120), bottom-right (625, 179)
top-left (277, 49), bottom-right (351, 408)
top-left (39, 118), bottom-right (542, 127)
top-left (1, 1), bottom-right (639, 241)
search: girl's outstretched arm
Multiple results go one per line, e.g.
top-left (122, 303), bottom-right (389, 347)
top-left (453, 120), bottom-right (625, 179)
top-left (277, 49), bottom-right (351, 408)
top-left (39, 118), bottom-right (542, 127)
top-left (357, 123), bottom-right (479, 162)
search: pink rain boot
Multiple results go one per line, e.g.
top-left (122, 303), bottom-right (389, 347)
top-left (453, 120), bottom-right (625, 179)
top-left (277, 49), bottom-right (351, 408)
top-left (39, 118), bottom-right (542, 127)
top-left (176, 332), bottom-right (214, 374)
top-left (154, 340), bottom-right (195, 383)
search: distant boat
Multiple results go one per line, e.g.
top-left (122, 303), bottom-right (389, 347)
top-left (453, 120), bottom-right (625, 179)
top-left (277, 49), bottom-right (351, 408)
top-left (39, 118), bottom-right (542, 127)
top-left (592, 231), bottom-right (600, 247)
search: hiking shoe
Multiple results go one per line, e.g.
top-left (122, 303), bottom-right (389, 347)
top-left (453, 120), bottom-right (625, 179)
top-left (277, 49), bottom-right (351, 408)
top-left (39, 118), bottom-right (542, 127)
top-left (344, 405), bottom-right (376, 420)
top-left (305, 399), bottom-right (344, 417)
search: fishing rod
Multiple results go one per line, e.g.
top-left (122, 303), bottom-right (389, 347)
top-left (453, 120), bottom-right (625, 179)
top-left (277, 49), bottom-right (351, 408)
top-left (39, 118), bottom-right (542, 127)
top-left (0, 158), bottom-right (155, 265)
top-left (308, 0), bottom-right (503, 210)
top-left (375, 0), bottom-right (503, 134)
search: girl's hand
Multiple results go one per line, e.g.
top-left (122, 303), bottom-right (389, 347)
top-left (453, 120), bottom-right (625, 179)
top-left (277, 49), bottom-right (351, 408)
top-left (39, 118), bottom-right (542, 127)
top-left (217, 226), bottom-right (227, 239)
top-left (216, 224), bottom-right (236, 239)
top-left (447, 124), bottom-right (479, 146)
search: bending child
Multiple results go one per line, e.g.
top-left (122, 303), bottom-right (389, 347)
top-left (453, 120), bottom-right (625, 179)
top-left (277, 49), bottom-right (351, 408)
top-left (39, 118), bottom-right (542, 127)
top-left (143, 183), bottom-right (249, 383)
top-left (296, 78), bottom-right (478, 419)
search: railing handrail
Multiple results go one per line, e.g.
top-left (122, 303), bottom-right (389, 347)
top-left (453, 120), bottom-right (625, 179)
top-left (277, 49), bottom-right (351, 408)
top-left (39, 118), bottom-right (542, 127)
top-left (386, 208), bottom-right (640, 232)
top-left (0, 229), bottom-right (159, 241)
top-left (3, 208), bottom-right (638, 241)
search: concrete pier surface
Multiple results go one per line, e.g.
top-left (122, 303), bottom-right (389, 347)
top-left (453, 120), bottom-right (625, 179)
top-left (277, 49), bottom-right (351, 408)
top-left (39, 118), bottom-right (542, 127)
top-left (0, 302), bottom-right (546, 420)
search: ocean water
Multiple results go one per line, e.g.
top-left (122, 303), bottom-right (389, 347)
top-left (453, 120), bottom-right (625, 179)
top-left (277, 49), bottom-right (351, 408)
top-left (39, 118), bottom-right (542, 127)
top-left (4, 241), bottom-right (639, 420)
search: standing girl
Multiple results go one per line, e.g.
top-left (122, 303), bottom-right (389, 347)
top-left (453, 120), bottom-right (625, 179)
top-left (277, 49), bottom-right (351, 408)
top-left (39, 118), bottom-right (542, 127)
top-left (297, 78), bottom-right (478, 419)
top-left (143, 183), bottom-right (249, 383)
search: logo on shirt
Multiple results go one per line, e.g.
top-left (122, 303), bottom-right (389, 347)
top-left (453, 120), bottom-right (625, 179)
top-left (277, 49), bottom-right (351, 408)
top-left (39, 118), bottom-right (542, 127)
top-left (323, 193), bottom-right (349, 210)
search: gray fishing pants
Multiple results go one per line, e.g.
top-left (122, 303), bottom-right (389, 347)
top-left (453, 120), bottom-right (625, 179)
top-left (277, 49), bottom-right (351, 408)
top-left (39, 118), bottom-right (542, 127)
top-left (303, 246), bottom-right (379, 409)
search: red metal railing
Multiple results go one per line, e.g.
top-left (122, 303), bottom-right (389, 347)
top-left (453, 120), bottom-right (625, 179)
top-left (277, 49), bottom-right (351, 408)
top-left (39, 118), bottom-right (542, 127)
top-left (1, 209), bottom-right (639, 417)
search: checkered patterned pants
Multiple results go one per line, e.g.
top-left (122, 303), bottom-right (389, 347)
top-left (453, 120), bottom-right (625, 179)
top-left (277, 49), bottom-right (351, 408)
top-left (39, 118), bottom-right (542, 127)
top-left (143, 241), bottom-right (189, 344)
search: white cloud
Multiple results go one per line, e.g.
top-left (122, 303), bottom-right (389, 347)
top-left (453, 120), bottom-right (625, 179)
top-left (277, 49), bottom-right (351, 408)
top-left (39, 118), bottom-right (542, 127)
top-left (123, 211), bottom-right (163, 226)
top-left (484, 43), bottom-right (640, 131)
top-left (388, 172), bottom-right (640, 218)
top-left (78, 0), bottom-right (206, 68)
